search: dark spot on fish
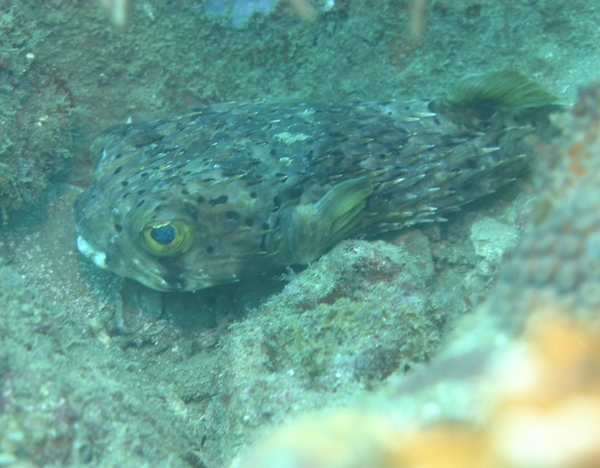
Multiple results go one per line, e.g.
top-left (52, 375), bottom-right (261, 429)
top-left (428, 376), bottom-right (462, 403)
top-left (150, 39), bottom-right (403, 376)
top-left (206, 246), bottom-right (215, 254)
top-left (250, 191), bottom-right (258, 199)
top-left (289, 187), bottom-right (303, 198)
top-left (466, 159), bottom-right (479, 169)
top-left (209, 195), bottom-right (228, 206)
top-left (141, 172), bottom-right (149, 178)
top-left (121, 181), bottom-right (129, 187)
top-left (122, 192), bottom-right (130, 199)
top-left (260, 233), bottom-right (267, 252)
top-left (197, 196), bottom-right (205, 204)
top-left (245, 218), bottom-right (254, 227)
top-left (132, 132), bottom-right (164, 149)
top-left (181, 189), bottom-right (190, 195)
top-left (262, 222), bottom-right (270, 231)
top-left (114, 166), bottom-right (123, 175)
top-left (115, 153), bottom-right (123, 159)
top-left (226, 211), bottom-right (241, 220)
top-left (136, 199), bottom-right (145, 208)
top-left (270, 148), bottom-right (276, 156)
top-left (273, 196), bottom-right (282, 211)
top-left (115, 224), bottom-right (122, 232)
top-left (138, 189), bottom-right (146, 195)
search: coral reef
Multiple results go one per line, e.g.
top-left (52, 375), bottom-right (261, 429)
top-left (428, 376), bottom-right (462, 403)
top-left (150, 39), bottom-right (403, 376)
top-left (0, 7), bottom-right (74, 221)
top-left (235, 315), bottom-right (600, 468)
top-left (493, 79), bottom-right (600, 322)
top-left (193, 235), bottom-right (447, 466)
top-left (1, 1), bottom-right (599, 467)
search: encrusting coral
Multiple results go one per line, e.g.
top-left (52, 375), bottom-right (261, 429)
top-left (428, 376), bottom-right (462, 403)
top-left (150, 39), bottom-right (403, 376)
top-left (234, 314), bottom-right (600, 468)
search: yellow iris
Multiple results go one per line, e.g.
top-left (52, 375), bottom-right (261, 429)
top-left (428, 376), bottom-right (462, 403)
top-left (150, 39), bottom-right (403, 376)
top-left (140, 220), bottom-right (193, 256)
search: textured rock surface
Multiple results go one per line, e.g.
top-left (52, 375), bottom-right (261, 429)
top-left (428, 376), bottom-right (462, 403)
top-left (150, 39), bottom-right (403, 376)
top-left (1, 1), bottom-right (599, 467)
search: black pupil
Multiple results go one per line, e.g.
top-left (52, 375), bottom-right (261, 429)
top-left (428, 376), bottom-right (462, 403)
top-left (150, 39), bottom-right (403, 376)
top-left (150, 224), bottom-right (176, 245)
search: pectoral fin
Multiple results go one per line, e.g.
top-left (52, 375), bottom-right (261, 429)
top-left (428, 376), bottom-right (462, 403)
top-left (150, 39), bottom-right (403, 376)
top-left (272, 177), bottom-right (373, 265)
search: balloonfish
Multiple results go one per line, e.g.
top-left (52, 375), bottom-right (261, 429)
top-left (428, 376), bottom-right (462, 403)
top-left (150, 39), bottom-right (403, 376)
top-left (75, 71), bottom-right (558, 292)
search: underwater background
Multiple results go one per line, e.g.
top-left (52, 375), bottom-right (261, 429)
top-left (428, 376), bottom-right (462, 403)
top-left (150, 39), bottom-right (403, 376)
top-left (1, 0), bottom-right (600, 466)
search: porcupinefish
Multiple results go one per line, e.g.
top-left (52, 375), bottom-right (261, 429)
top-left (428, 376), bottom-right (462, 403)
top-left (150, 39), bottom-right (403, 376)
top-left (75, 70), bottom-right (558, 292)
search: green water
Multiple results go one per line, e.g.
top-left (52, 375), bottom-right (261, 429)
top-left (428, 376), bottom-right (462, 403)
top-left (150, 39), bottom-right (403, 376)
top-left (0, 1), bottom-right (598, 466)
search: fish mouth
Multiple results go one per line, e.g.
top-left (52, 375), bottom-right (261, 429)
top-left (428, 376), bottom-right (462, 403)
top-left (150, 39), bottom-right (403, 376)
top-left (76, 235), bottom-right (108, 270)
top-left (77, 234), bottom-right (176, 291)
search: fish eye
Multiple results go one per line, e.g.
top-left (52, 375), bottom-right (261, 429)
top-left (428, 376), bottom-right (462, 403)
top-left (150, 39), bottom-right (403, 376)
top-left (140, 220), bottom-right (193, 256)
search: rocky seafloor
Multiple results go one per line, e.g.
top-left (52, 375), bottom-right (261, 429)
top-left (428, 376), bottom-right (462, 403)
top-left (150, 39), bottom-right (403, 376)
top-left (0, 1), bottom-right (599, 467)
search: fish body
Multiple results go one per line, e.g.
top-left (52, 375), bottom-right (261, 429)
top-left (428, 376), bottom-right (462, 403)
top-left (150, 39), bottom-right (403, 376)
top-left (75, 71), bottom-right (558, 291)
